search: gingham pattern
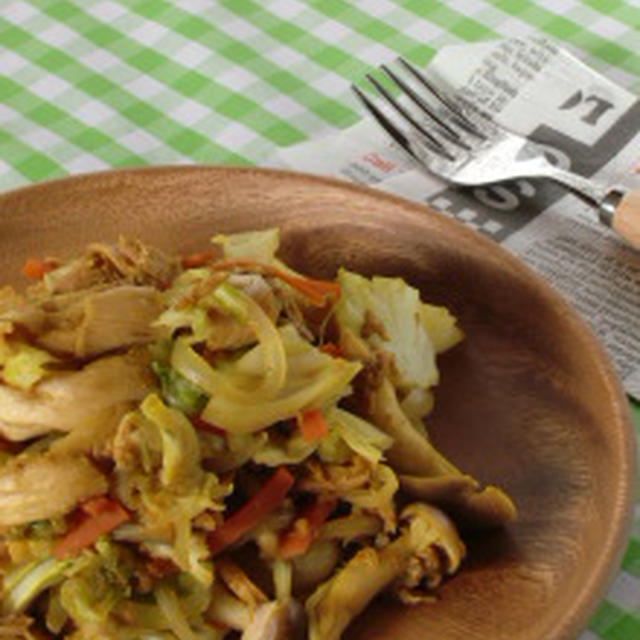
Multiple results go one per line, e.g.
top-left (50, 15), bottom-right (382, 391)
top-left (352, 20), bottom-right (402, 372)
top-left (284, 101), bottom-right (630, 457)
top-left (1, 1), bottom-right (639, 637)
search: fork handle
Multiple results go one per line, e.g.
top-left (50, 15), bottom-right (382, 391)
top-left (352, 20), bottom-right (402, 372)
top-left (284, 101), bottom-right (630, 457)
top-left (599, 188), bottom-right (640, 250)
top-left (536, 166), bottom-right (640, 250)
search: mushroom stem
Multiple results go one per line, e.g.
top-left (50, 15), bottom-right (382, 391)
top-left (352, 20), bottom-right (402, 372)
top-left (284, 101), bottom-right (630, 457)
top-left (240, 600), bottom-right (306, 640)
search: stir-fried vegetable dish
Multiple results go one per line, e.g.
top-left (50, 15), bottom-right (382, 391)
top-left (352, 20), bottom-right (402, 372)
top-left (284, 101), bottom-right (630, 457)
top-left (0, 229), bottom-right (516, 640)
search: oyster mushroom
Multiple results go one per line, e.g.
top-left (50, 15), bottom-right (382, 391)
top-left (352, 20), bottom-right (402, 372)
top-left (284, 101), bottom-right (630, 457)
top-left (206, 559), bottom-right (306, 640)
top-left (364, 374), bottom-right (516, 528)
top-left (208, 586), bottom-right (306, 640)
top-left (305, 502), bottom-right (465, 640)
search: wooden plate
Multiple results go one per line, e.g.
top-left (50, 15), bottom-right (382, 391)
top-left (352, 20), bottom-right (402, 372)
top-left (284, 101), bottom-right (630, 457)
top-left (0, 166), bottom-right (635, 640)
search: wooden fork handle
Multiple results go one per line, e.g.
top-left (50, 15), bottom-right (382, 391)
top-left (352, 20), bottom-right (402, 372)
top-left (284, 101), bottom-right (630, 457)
top-left (600, 188), bottom-right (640, 250)
top-left (611, 190), bottom-right (640, 250)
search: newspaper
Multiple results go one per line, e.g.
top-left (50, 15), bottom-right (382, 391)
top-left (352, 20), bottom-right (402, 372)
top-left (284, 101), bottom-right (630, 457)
top-left (267, 38), bottom-right (640, 401)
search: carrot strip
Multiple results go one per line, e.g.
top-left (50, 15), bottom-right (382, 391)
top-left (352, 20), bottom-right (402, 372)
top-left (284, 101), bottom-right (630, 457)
top-left (319, 342), bottom-right (343, 358)
top-left (182, 250), bottom-right (218, 269)
top-left (278, 498), bottom-right (336, 559)
top-left (207, 467), bottom-right (295, 556)
top-left (146, 556), bottom-right (179, 579)
top-left (81, 496), bottom-right (118, 517)
top-left (211, 258), bottom-right (340, 307)
top-left (22, 258), bottom-right (56, 280)
top-left (190, 414), bottom-right (226, 436)
top-left (297, 408), bottom-right (329, 442)
top-left (279, 272), bottom-right (341, 307)
top-left (53, 496), bottom-right (130, 558)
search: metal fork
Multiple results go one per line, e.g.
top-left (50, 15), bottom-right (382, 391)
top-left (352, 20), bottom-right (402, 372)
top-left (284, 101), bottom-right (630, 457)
top-left (352, 58), bottom-right (639, 249)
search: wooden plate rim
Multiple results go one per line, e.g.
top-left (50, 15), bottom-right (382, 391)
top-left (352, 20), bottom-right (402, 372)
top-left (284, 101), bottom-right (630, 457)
top-left (0, 164), bottom-right (636, 639)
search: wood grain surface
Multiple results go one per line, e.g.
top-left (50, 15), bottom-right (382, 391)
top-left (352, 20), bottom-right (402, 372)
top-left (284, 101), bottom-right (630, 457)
top-left (0, 166), bottom-right (635, 640)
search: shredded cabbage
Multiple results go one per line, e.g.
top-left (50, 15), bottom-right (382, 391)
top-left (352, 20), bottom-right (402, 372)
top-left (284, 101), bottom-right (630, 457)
top-left (316, 427), bottom-right (353, 465)
top-left (326, 407), bottom-right (394, 465)
top-left (152, 361), bottom-right (208, 416)
top-left (1, 342), bottom-right (57, 390)
top-left (155, 584), bottom-right (201, 640)
top-left (140, 393), bottom-right (202, 488)
top-left (272, 559), bottom-right (293, 601)
top-left (153, 269), bottom-right (234, 343)
top-left (209, 281), bottom-right (249, 322)
top-left (207, 582), bottom-right (251, 631)
top-left (59, 563), bottom-right (119, 624)
top-left (114, 397), bottom-right (229, 585)
top-left (113, 574), bottom-right (215, 639)
top-left (45, 586), bottom-right (69, 634)
top-left (0, 320), bottom-right (14, 361)
top-left (157, 267), bottom-right (210, 308)
top-left (177, 571), bottom-right (213, 619)
top-left (343, 464), bottom-right (399, 532)
top-left (252, 432), bottom-right (318, 466)
top-left (201, 431), bottom-right (268, 474)
top-left (154, 306), bottom-right (212, 344)
top-left (57, 538), bottom-right (133, 625)
top-left (2, 557), bottom-right (70, 614)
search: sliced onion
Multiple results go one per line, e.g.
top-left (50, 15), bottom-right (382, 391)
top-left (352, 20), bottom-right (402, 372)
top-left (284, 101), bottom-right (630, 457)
top-left (201, 357), bottom-right (361, 433)
top-left (155, 584), bottom-right (200, 640)
top-left (171, 284), bottom-right (286, 403)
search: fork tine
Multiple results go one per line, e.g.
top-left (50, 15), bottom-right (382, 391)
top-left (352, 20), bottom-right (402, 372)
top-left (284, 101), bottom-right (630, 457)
top-left (351, 84), bottom-right (418, 160)
top-left (380, 64), bottom-right (470, 150)
top-left (364, 74), bottom-right (454, 160)
top-left (397, 57), bottom-right (487, 139)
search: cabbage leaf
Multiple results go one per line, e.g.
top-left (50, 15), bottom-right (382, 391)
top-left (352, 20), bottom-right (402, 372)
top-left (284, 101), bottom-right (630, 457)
top-left (420, 304), bottom-right (464, 354)
top-left (326, 407), bottom-right (393, 466)
top-left (212, 228), bottom-right (280, 263)
top-left (336, 269), bottom-right (440, 390)
top-left (1, 342), bottom-right (57, 390)
top-left (59, 540), bottom-right (132, 625)
top-left (151, 361), bottom-right (208, 416)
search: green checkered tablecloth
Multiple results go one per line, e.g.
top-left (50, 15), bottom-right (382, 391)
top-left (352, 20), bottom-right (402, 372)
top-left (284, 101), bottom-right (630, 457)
top-left (1, 1), bottom-right (638, 638)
